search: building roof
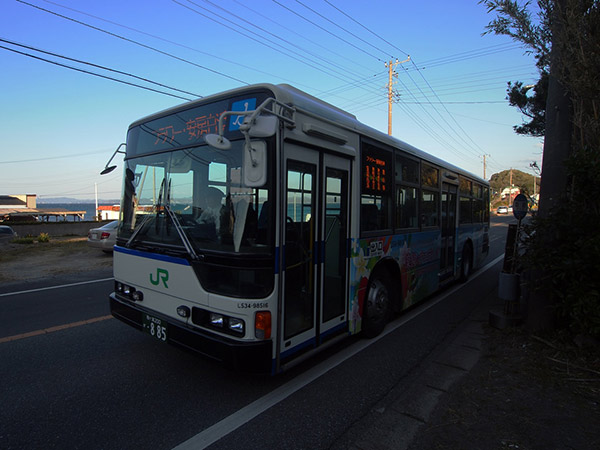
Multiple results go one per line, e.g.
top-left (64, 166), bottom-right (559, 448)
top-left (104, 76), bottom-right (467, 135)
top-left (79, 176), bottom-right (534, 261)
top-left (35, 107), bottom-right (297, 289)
top-left (0, 195), bottom-right (26, 207)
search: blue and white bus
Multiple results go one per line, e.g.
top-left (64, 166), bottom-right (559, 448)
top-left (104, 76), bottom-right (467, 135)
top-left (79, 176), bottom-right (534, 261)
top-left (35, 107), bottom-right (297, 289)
top-left (107, 84), bottom-right (489, 374)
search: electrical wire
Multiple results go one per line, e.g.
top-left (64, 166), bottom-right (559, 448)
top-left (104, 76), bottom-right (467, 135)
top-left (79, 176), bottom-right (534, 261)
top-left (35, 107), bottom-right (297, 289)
top-left (40, 0), bottom-right (306, 87)
top-left (272, 0), bottom-right (383, 62)
top-left (230, 0), bottom-right (374, 75)
top-left (316, 1), bottom-right (509, 163)
top-left (294, 0), bottom-right (392, 60)
top-left (322, 0), bottom-right (409, 57)
top-left (177, 0), bottom-right (383, 93)
top-left (193, 0), bottom-right (374, 80)
top-left (16, 0), bottom-right (248, 86)
top-left (0, 38), bottom-right (201, 99)
top-left (0, 44), bottom-right (194, 101)
top-left (408, 58), bottom-right (486, 158)
top-left (174, 0), bottom-right (356, 85)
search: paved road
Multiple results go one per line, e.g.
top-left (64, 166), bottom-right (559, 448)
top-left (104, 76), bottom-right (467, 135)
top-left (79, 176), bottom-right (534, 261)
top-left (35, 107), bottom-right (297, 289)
top-left (0, 216), bottom-right (514, 450)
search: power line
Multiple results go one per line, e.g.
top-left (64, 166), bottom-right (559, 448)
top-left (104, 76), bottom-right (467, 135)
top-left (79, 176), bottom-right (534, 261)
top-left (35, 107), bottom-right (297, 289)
top-left (0, 38), bottom-right (201, 99)
top-left (408, 58), bottom-right (486, 159)
top-left (16, 0), bottom-right (248, 86)
top-left (41, 0), bottom-right (304, 87)
top-left (322, 0), bottom-right (409, 57)
top-left (174, 0), bottom-right (359, 86)
top-left (272, 0), bottom-right (383, 62)
top-left (0, 45), bottom-right (194, 101)
top-left (175, 0), bottom-right (386, 102)
top-left (230, 0), bottom-right (374, 76)
top-left (294, 0), bottom-right (392, 60)
top-left (179, 0), bottom-right (375, 85)
top-left (0, 148), bottom-right (112, 165)
top-left (316, 1), bottom-right (491, 161)
top-left (407, 43), bottom-right (525, 71)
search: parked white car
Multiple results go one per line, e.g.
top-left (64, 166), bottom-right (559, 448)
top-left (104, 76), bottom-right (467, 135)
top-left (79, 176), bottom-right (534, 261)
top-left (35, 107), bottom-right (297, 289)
top-left (87, 221), bottom-right (118, 253)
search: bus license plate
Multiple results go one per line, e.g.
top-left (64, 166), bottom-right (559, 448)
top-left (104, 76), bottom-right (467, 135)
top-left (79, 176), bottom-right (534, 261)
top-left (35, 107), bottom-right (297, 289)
top-left (142, 313), bottom-right (167, 342)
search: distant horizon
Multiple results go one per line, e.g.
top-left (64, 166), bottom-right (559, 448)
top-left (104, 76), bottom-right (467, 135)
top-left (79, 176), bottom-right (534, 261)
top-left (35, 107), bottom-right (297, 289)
top-left (37, 197), bottom-right (121, 204)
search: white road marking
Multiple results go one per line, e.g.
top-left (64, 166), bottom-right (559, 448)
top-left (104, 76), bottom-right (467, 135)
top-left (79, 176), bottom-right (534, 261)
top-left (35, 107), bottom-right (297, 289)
top-left (0, 277), bottom-right (113, 297)
top-left (173, 254), bottom-right (505, 450)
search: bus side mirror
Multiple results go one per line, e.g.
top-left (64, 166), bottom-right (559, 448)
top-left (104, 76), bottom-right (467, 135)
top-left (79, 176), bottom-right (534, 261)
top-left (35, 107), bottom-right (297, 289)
top-left (248, 115), bottom-right (277, 138)
top-left (244, 141), bottom-right (267, 187)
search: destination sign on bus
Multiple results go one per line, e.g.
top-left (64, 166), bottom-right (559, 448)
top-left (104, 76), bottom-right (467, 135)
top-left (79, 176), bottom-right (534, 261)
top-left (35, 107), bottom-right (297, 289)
top-left (153, 112), bottom-right (224, 146)
top-left (126, 90), bottom-right (271, 157)
top-left (363, 150), bottom-right (390, 194)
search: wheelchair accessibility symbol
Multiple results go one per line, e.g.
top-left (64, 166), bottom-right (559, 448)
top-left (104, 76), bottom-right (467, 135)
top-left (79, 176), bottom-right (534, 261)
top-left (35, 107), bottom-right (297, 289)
top-left (229, 98), bottom-right (257, 131)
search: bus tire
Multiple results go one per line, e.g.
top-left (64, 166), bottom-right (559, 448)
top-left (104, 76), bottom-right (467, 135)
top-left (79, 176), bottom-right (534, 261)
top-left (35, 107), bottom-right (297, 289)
top-left (362, 270), bottom-right (392, 338)
top-left (459, 244), bottom-right (472, 283)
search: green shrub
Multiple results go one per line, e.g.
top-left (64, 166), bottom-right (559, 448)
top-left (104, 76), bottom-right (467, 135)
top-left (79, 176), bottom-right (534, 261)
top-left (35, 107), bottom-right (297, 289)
top-left (37, 232), bottom-right (50, 243)
top-left (12, 237), bottom-right (35, 244)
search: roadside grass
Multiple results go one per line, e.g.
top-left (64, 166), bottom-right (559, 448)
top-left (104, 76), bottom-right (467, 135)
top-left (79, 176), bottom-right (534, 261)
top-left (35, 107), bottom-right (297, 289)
top-left (0, 236), bottom-right (88, 262)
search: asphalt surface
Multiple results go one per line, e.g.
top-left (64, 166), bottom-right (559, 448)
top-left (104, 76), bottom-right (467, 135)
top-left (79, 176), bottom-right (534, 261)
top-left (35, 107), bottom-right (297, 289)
top-left (333, 264), bottom-right (503, 450)
top-left (0, 217), bottom-right (511, 449)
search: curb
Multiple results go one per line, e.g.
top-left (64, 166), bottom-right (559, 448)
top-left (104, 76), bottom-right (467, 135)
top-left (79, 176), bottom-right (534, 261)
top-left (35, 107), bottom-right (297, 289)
top-left (341, 289), bottom-right (501, 450)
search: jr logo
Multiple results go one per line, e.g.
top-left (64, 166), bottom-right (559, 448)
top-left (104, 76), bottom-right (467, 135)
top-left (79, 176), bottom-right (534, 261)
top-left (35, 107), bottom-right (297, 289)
top-left (150, 268), bottom-right (169, 288)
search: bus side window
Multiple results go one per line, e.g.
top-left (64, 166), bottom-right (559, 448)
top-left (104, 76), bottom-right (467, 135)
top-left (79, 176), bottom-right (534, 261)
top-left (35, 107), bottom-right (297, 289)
top-left (361, 203), bottom-right (379, 231)
top-left (420, 163), bottom-right (440, 228)
top-left (361, 142), bottom-right (392, 234)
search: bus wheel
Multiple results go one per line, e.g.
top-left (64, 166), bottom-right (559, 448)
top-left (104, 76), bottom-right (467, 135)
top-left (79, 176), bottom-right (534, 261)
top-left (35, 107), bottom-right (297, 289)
top-left (363, 271), bottom-right (392, 338)
top-left (459, 244), bottom-right (472, 282)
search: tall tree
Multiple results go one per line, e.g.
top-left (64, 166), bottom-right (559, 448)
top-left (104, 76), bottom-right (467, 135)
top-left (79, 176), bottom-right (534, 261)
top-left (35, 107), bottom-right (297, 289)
top-left (482, 1), bottom-right (600, 337)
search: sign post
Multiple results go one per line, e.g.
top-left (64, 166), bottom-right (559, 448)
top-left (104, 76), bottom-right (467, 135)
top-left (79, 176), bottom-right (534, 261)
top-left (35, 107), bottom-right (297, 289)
top-left (490, 193), bottom-right (529, 329)
top-left (512, 193), bottom-right (528, 221)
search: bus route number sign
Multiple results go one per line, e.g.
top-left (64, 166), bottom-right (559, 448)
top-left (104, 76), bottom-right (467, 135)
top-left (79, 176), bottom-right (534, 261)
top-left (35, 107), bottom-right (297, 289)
top-left (512, 193), bottom-right (528, 220)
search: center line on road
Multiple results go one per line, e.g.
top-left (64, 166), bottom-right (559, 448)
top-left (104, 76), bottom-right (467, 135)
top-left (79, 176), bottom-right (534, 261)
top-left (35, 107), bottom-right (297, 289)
top-left (0, 315), bottom-right (114, 344)
top-left (0, 277), bottom-right (114, 297)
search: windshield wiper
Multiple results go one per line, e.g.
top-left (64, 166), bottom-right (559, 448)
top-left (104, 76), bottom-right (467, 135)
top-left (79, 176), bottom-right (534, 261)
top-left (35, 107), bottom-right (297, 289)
top-left (163, 203), bottom-right (199, 260)
top-left (162, 176), bottom-right (199, 260)
top-left (125, 211), bottom-right (153, 248)
top-left (126, 176), bottom-right (200, 260)
top-left (126, 177), bottom-right (164, 248)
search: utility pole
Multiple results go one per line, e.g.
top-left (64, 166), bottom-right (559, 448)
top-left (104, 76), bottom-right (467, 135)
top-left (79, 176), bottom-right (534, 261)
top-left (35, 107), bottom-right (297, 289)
top-left (385, 56), bottom-right (410, 136)
top-left (482, 154), bottom-right (491, 179)
top-left (509, 167), bottom-right (514, 205)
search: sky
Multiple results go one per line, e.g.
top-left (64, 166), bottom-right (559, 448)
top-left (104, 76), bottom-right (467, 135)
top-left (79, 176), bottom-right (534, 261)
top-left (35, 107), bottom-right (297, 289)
top-left (0, 0), bottom-right (543, 201)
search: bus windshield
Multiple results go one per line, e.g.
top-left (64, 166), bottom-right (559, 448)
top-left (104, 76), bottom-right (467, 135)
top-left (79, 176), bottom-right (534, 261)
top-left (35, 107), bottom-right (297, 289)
top-left (118, 140), bottom-right (272, 256)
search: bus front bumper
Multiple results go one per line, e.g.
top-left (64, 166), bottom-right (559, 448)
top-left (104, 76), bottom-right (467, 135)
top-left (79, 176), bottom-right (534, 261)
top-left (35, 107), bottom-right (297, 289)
top-left (109, 294), bottom-right (273, 373)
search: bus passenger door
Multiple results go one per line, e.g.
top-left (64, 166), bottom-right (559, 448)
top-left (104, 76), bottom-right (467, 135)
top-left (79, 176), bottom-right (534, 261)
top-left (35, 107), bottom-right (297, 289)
top-left (440, 182), bottom-right (457, 282)
top-left (281, 148), bottom-right (319, 361)
top-left (280, 146), bottom-right (350, 365)
top-left (319, 154), bottom-right (350, 341)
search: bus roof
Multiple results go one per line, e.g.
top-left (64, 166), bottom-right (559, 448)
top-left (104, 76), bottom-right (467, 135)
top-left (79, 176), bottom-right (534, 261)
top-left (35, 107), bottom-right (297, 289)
top-left (129, 83), bottom-right (488, 185)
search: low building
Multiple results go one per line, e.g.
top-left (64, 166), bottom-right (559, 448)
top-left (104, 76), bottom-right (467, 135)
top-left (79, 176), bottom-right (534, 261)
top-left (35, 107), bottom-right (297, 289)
top-left (97, 205), bottom-right (121, 221)
top-left (0, 194), bottom-right (86, 222)
top-left (500, 187), bottom-right (520, 199)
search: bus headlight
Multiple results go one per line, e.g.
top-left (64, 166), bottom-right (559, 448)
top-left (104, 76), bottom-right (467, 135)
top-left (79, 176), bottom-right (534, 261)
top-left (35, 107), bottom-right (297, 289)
top-left (228, 317), bottom-right (245, 334)
top-left (177, 305), bottom-right (190, 318)
top-left (210, 313), bottom-right (224, 328)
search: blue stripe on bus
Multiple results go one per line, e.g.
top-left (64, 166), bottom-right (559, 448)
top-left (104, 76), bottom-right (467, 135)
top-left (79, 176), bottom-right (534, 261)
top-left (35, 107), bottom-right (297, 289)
top-left (114, 246), bottom-right (191, 266)
top-left (319, 322), bottom-right (349, 344)
top-left (280, 336), bottom-right (316, 360)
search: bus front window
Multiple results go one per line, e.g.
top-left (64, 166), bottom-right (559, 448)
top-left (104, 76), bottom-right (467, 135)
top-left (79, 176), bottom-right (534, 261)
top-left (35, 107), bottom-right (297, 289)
top-left (118, 140), bottom-right (272, 256)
